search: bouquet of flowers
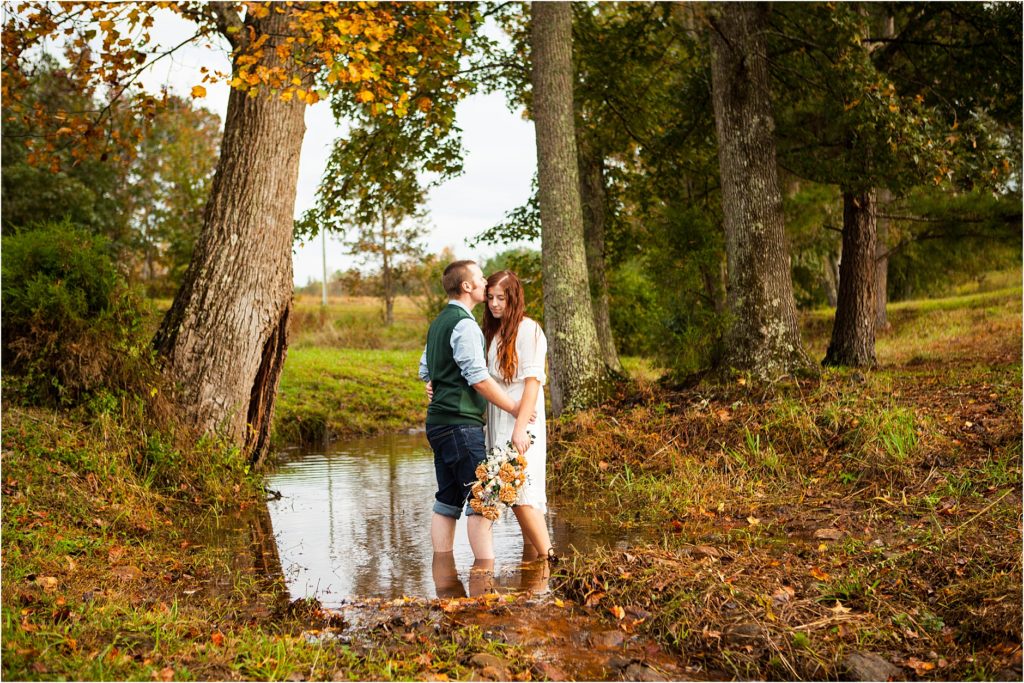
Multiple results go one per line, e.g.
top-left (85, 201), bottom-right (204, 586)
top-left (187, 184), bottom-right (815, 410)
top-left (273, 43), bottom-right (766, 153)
top-left (468, 435), bottom-right (532, 521)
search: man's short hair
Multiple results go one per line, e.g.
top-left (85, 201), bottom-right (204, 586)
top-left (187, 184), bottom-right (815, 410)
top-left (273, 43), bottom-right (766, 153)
top-left (442, 260), bottom-right (477, 297)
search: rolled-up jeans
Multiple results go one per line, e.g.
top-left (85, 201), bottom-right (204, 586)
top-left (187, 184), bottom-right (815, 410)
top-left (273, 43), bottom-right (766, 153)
top-left (426, 424), bottom-right (486, 519)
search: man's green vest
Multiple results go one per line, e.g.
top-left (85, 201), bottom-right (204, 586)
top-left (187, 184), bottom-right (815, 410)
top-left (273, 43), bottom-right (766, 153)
top-left (426, 304), bottom-right (487, 425)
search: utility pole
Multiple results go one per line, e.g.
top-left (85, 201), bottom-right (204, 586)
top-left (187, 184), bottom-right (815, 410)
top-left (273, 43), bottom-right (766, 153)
top-left (321, 229), bottom-right (328, 308)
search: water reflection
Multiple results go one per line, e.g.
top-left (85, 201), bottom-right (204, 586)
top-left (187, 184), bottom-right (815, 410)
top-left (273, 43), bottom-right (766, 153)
top-left (266, 432), bottom-right (615, 605)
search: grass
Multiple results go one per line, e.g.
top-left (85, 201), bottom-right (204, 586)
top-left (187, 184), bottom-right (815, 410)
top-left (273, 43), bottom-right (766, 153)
top-left (290, 294), bottom-right (428, 352)
top-left (273, 348), bottom-right (425, 445)
top-left (272, 295), bottom-right (431, 444)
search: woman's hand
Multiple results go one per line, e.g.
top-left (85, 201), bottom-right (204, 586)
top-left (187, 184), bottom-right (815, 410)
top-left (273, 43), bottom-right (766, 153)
top-left (512, 424), bottom-right (531, 456)
top-left (425, 381), bottom-right (433, 401)
top-left (510, 399), bottom-right (537, 423)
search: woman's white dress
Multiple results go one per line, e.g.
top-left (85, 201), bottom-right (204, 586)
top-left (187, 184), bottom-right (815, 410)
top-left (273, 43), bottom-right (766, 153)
top-left (485, 317), bottom-right (548, 513)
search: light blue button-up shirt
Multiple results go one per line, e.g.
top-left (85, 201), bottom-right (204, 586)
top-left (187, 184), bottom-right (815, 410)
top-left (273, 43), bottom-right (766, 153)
top-left (418, 300), bottom-right (490, 386)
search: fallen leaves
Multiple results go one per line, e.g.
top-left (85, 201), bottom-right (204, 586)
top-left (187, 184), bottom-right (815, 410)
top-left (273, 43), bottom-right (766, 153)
top-left (813, 528), bottom-right (843, 540)
top-left (809, 567), bottom-right (830, 581)
top-left (905, 656), bottom-right (936, 675)
top-left (111, 565), bottom-right (143, 581)
top-left (35, 576), bottom-right (58, 593)
top-left (829, 600), bottom-right (851, 614)
top-left (609, 605), bottom-right (626, 620)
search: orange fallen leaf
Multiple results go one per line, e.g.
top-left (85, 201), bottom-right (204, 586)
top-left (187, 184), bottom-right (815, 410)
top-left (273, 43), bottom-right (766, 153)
top-left (809, 567), bottom-right (830, 581)
top-left (584, 592), bottom-right (606, 607)
top-left (211, 631), bottom-right (224, 647)
top-left (906, 657), bottom-right (935, 675)
top-left (598, 460), bottom-right (609, 471)
top-left (610, 605), bottom-right (625, 620)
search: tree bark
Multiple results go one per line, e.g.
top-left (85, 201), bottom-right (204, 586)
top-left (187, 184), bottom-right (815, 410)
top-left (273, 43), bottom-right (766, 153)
top-left (153, 7), bottom-right (306, 468)
top-left (824, 191), bottom-right (878, 367)
top-left (708, 3), bottom-right (814, 381)
top-left (531, 1), bottom-right (606, 415)
top-left (577, 135), bottom-right (622, 374)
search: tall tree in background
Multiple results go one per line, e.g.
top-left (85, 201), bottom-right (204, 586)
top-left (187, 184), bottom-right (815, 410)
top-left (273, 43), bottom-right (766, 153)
top-left (708, 3), bottom-right (813, 381)
top-left (530, 1), bottom-right (606, 415)
top-left (769, 3), bottom-right (1019, 367)
top-left (298, 79), bottom-right (466, 327)
top-left (5, 2), bottom-right (476, 466)
top-left (123, 96), bottom-right (221, 291)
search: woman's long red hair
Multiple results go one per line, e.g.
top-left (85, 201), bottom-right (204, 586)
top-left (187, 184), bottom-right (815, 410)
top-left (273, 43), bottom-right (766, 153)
top-left (483, 270), bottom-right (525, 383)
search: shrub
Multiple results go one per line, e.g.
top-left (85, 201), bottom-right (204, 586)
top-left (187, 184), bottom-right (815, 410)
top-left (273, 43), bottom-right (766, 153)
top-left (1, 220), bottom-right (155, 406)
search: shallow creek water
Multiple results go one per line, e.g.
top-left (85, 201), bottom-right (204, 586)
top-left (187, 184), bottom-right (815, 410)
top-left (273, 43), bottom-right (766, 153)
top-left (265, 432), bottom-right (626, 606)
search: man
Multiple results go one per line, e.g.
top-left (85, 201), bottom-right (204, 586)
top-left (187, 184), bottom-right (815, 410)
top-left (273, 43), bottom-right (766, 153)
top-left (418, 260), bottom-right (524, 561)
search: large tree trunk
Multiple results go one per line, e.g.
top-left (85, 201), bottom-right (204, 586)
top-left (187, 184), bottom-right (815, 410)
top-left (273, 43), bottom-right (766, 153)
top-left (577, 135), bottom-right (622, 374)
top-left (153, 7), bottom-right (306, 468)
top-left (875, 187), bottom-right (891, 331)
top-left (531, 2), bottom-right (606, 415)
top-left (824, 191), bottom-right (878, 367)
top-left (708, 3), bottom-right (813, 381)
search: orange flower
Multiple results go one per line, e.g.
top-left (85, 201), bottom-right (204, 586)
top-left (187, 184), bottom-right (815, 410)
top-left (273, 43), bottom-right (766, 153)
top-left (469, 498), bottom-right (484, 512)
top-left (499, 485), bottom-right (518, 504)
top-left (475, 464), bottom-right (488, 480)
top-left (499, 463), bottom-right (516, 483)
top-left (471, 484), bottom-right (484, 498)
top-left (483, 507), bottom-right (500, 521)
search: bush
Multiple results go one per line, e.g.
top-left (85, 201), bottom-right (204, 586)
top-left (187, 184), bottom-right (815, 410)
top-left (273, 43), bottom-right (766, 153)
top-left (1, 220), bottom-right (154, 406)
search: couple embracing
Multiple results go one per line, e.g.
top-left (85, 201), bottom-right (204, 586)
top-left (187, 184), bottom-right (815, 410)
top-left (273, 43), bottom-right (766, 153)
top-left (417, 260), bottom-right (555, 569)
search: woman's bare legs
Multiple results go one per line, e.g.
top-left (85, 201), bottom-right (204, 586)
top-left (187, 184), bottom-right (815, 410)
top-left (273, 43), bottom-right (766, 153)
top-left (513, 504), bottom-right (552, 559)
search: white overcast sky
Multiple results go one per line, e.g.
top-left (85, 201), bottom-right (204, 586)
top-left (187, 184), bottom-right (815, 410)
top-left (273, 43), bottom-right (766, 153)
top-left (139, 10), bottom-right (537, 286)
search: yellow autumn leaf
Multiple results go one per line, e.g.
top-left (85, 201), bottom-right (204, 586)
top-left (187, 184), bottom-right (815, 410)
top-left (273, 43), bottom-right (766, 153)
top-left (357, 89), bottom-right (375, 103)
top-left (610, 605), bottom-right (626, 620)
top-left (190, 85), bottom-right (206, 98)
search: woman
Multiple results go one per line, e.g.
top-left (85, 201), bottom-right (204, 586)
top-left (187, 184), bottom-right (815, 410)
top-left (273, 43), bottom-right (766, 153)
top-left (482, 270), bottom-right (556, 563)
